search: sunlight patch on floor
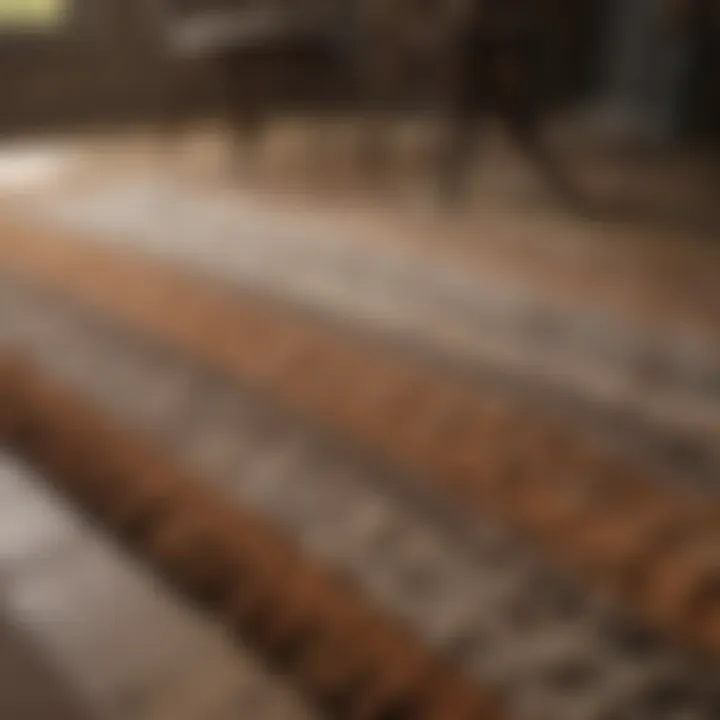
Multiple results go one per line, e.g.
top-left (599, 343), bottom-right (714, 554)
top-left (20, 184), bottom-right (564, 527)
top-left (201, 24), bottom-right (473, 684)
top-left (0, 142), bottom-right (75, 192)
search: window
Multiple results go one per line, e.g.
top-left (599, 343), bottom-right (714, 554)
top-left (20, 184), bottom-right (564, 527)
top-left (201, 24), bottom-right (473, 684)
top-left (0, 0), bottom-right (68, 29)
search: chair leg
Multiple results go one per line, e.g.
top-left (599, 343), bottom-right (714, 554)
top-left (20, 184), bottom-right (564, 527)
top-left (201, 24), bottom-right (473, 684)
top-left (435, 109), bottom-right (482, 209)
top-left (507, 113), bottom-right (590, 214)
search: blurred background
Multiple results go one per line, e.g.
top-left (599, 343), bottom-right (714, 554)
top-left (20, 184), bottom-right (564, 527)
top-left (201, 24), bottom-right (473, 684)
top-left (0, 0), bottom-right (718, 219)
top-left (0, 1), bottom-right (718, 720)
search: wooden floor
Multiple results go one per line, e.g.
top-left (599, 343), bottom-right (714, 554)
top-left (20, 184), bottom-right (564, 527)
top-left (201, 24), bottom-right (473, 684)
top-left (0, 614), bottom-right (93, 720)
top-left (0, 131), bottom-right (717, 720)
top-left (4, 134), bottom-right (716, 480)
top-left (0, 455), bottom-right (316, 720)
